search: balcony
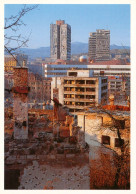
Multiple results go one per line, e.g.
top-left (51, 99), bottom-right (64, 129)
top-left (63, 84), bottom-right (96, 88)
top-left (64, 98), bottom-right (95, 103)
top-left (64, 91), bottom-right (95, 95)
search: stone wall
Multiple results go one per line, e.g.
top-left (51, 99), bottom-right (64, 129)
top-left (19, 160), bottom-right (90, 190)
top-left (77, 113), bottom-right (130, 155)
top-left (13, 67), bottom-right (28, 139)
top-left (5, 153), bottom-right (90, 190)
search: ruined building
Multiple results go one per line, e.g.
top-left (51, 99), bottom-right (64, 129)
top-left (12, 67), bottom-right (29, 139)
top-left (77, 94), bottom-right (130, 156)
top-left (51, 70), bottom-right (108, 114)
top-left (5, 67), bottom-right (90, 189)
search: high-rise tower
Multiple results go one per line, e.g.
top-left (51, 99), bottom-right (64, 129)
top-left (89, 29), bottom-right (110, 62)
top-left (50, 20), bottom-right (71, 61)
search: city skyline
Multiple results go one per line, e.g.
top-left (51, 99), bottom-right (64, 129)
top-left (4, 4), bottom-right (130, 49)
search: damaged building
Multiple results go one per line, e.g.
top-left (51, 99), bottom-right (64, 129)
top-left (51, 70), bottom-right (108, 113)
top-left (5, 67), bottom-right (90, 190)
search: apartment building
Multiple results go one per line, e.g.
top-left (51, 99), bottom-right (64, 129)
top-left (28, 73), bottom-right (51, 103)
top-left (108, 76), bottom-right (130, 103)
top-left (50, 20), bottom-right (71, 61)
top-left (4, 54), bottom-right (28, 72)
top-left (51, 70), bottom-right (108, 114)
top-left (89, 29), bottom-right (110, 61)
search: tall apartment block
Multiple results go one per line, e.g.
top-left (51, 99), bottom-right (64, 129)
top-left (89, 29), bottom-right (110, 61)
top-left (50, 20), bottom-right (71, 61)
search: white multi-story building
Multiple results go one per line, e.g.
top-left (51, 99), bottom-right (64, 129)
top-left (44, 64), bottom-right (130, 78)
top-left (51, 70), bottom-right (108, 114)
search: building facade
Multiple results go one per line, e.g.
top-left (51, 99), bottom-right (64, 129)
top-left (50, 20), bottom-right (71, 61)
top-left (28, 73), bottom-right (51, 103)
top-left (44, 63), bottom-right (130, 78)
top-left (108, 76), bottom-right (130, 103)
top-left (89, 29), bottom-right (110, 61)
top-left (4, 54), bottom-right (28, 72)
top-left (77, 105), bottom-right (130, 155)
top-left (51, 70), bottom-right (108, 114)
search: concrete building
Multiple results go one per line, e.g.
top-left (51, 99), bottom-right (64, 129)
top-left (4, 54), bottom-right (28, 72)
top-left (28, 62), bottom-right (45, 77)
top-left (28, 73), bottom-right (51, 103)
top-left (108, 76), bottom-right (130, 103)
top-left (44, 61), bottom-right (130, 105)
top-left (44, 63), bottom-right (130, 78)
top-left (50, 20), bottom-right (71, 61)
top-left (77, 104), bottom-right (130, 156)
top-left (51, 70), bottom-right (108, 114)
top-left (89, 29), bottom-right (110, 61)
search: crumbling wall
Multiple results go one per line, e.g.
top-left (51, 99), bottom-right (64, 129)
top-left (77, 113), bottom-right (130, 155)
top-left (13, 68), bottom-right (28, 139)
top-left (18, 155), bottom-right (90, 190)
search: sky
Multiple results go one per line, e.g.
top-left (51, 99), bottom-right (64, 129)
top-left (4, 4), bottom-right (130, 49)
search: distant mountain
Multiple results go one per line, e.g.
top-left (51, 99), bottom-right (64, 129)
top-left (110, 44), bottom-right (130, 50)
top-left (71, 42), bottom-right (88, 54)
top-left (18, 47), bottom-right (50, 59)
top-left (7, 42), bottom-right (130, 59)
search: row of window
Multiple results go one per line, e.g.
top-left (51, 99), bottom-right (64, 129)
top-left (102, 135), bottom-right (124, 147)
top-left (45, 67), bottom-right (130, 71)
top-left (64, 87), bottom-right (95, 92)
top-left (64, 80), bottom-right (96, 85)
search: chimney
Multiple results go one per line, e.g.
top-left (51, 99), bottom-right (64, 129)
top-left (13, 67), bottom-right (29, 139)
top-left (109, 94), bottom-right (114, 106)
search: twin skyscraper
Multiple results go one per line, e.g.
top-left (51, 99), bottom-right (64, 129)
top-left (50, 20), bottom-right (110, 62)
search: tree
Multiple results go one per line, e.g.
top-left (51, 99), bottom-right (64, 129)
top-left (89, 105), bottom-right (130, 189)
top-left (4, 4), bottom-right (38, 56)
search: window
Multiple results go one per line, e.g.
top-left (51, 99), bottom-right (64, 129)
top-left (100, 71), bottom-right (104, 76)
top-left (101, 135), bottom-right (110, 145)
top-left (116, 120), bottom-right (125, 129)
top-left (115, 138), bottom-right (124, 147)
top-left (69, 72), bottom-right (77, 77)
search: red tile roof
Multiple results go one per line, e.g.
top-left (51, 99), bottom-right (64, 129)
top-left (90, 59), bottom-right (129, 65)
top-left (102, 105), bottom-right (130, 111)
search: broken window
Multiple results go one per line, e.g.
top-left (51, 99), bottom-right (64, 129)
top-left (86, 80), bottom-right (95, 84)
top-left (86, 88), bottom-right (95, 92)
top-left (76, 88), bottom-right (84, 92)
top-left (75, 95), bottom-right (84, 99)
top-left (69, 72), bottom-right (77, 77)
top-left (115, 138), bottom-right (124, 147)
top-left (86, 95), bottom-right (95, 99)
top-left (76, 80), bottom-right (85, 84)
top-left (22, 121), bottom-right (27, 127)
top-left (101, 135), bottom-right (110, 145)
top-left (100, 71), bottom-right (104, 76)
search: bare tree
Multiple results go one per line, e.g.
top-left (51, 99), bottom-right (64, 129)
top-left (4, 4), bottom-right (38, 56)
top-left (89, 105), bottom-right (130, 189)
